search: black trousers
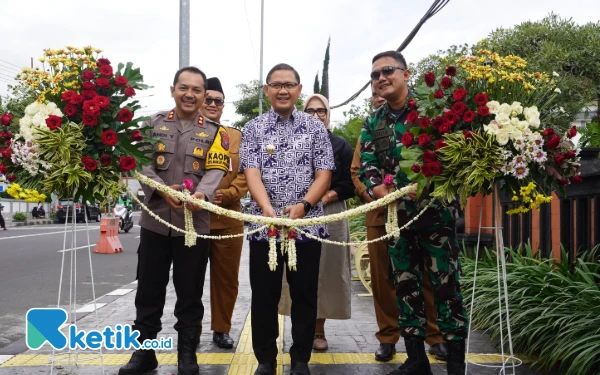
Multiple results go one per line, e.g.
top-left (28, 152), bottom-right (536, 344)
top-left (0, 213), bottom-right (5, 229)
top-left (250, 240), bottom-right (321, 366)
top-left (134, 228), bottom-right (209, 336)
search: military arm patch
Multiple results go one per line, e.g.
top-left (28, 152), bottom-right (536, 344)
top-left (205, 127), bottom-right (230, 173)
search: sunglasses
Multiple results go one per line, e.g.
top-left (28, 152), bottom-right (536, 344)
top-left (370, 66), bottom-right (406, 82)
top-left (205, 97), bottom-right (224, 106)
top-left (305, 108), bottom-right (327, 116)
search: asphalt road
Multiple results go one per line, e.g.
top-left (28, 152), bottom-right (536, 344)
top-left (0, 213), bottom-right (142, 349)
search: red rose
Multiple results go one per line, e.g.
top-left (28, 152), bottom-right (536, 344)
top-left (567, 126), bottom-right (577, 139)
top-left (411, 164), bottom-right (421, 173)
top-left (82, 82), bottom-right (95, 90)
top-left (543, 128), bottom-right (555, 138)
top-left (100, 154), bottom-right (112, 167)
top-left (1, 113), bottom-right (11, 126)
top-left (97, 58), bottom-right (111, 66)
top-left (64, 104), bottom-right (78, 117)
top-left (477, 106), bottom-right (490, 117)
top-left (474, 93), bottom-right (489, 106)
top-left (432, 117), bottom-right (444, 129)
top-left (82, 69), bottom-right (95, 81)
top-left (96, 77), bottom-right (111, 89)
top-left (81, 156), bottom-right (98, 172)
top-left (83, 100), bottom-right (101, 116)
top-left (553, 153), bottom-right (566, 165)
top-left (421, 163), bottom-right (432, 177)
top-left (546, 136), bottom-right (560, 150)
top-left (6, 173), bottom-right (16, 182)
top-left (558, 178), bottom-right (569, 187)
top-left (463, 130), bottom-right (474, 140)
top-left (463, 110), bottom-right (475, 123)
top-left (82, 89), bottom-right (97, 100)
top-left (120, 156), bottom-right (137, 172)
top-left (424, 72), bottom-right (436, 87)
top-left (99, 65), bottom-right (113, 78)
top-left (82, 113), bottom-right (98, 127)
top-left (451, 101), bottom-right (467, 115)
top-left (0, 163), bottom-right (6, 174)
top-left (419, 116), bottom-right (431, 129)
top-left (5, 140), bottom-right (10, 148)
top-left (444, 112), bottom-right (459, 125)
top-left (418, 133), bottom-right (431, 147)
top-left (130, 130), bottom-right (143, 142)
top-left (440, 77), bottom-right (452, 89)
top-left (69, 94), bottom-right (83, 105)
top-left (445, 66), bottom-right (457, 77)
top-left (93, 95), bottom-right (110, 110)
top-left (45, 115), bottom-right (62, 130)
top-left (423, 149), bottom-right (436, 163)
top-left (0, 132), bottom-right (5, 139)
top-left (407, 99), bottom-right (417, 110)
top-left (439, 123), bottom-right (452, 134)
top-left (101, 129), bottom-right (118, 146)
top-left (435, 139), bottom-right (447, 149)
top-left (452, 88), bottom-right (467, 101)
top-left (427, 161), bottom-right (442, 176)
top-left (434, 89), bottom-right (445, 99)
top-left (564, 150), bottom-right (577, 159)
top-left (571, 174), bottom-right (583, 183)
top-left (117, 108), bottom-right (134, 123)
top-left (401, 132), bottom-right (414, 147)
top-left (1, 147), bottom-right (12, 159)
top-left (3, 131), bottom-right (12, 139)
top-left (407, 111), bottom-right (419, 124)
top-left (124, 86), bottom-right (136, 97)
top-left (61, 90), bottom-right (76, 102)
top-left (114, 75), bottom-right (128, 87)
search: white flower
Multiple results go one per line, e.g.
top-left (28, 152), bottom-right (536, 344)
top-left (510, 102), bottom-right (523, 116)
top-left (533, 149), bottom-right (547, 164)
top-left (553, 71), bottom-right (560, 77)
top-left (496, 113), bottom-right (511, 127)
top-left (511, 130), bottom-right (524, 142)
top-left (498, 103), bottom-right (512, 116)
top-left (517, 120), bottom-right (530, 131)
top-left (501, 150), bottom-right (513, 160)
top-left (554, 88), bottom-right (561, 94)
top-left (512, 164), bottom-right (529, 179)
top-left (487, 101), bottom-right (501, 114)
top-left (559, 107), bottom-right (566, 113)
top-left (496, 130), bottom-right (510, 146)
top-left (523, 106), bottom-right (539, 121)
top-left (528, 115), bottom-right (541, 129)
top-left (484, 121), bottom-right (500, 135)
top-left (501, 164), bottom-right (514, 176)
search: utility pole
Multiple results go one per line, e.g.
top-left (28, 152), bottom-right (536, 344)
top-left (258, 0), bottom-right (265, 115)
top-left (179, 0), bottom-right (190, 68)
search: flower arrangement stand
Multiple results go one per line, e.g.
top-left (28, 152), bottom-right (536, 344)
top-left (49, 195), bottom-right (105, 375)
top-left (465, 189), bottom-right (522, 374)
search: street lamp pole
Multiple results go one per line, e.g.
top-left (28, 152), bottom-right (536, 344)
top-left (179, 0), bottom-right (190, 68)
top-left (258, 0), bottom-right (265, 115)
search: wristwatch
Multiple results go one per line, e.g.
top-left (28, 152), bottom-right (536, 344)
top-left (300, 199), bottom-right (312, 214)
top-left (366, 185), bottom-right (378, 200)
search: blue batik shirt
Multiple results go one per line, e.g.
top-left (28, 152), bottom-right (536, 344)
top-left (239, 107), bottom-right (335, 242)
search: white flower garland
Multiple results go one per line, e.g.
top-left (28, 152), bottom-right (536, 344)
top-left (182, 188), bottom-right (196, 247)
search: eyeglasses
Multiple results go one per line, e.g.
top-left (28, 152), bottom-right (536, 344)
top-left (204, 97), bottom-right (224, 106)
top-left (370, 66), bottom-right (406, 82)
top-left (267, 82), bottom-right (299, 90)
top-left (305, 108), bottom-right (327, 116)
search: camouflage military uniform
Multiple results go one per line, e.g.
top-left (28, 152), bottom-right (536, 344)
top-left (359, 101), bottom-right (469, 341)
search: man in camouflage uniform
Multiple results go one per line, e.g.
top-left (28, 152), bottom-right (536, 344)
top-left (359, 51), bottom-right (469, 375)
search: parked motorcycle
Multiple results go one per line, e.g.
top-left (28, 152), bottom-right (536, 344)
top-left (113, 203), bottom-right (133, 233)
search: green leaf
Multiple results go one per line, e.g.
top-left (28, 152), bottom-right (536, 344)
top-left (399, 160), bottom-right (419, 181)
top-left (409, 127), bottom-right (421, 137)
top-left (401, 147), bottom-right (424, 161)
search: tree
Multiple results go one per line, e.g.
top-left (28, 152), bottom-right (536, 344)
top-left (0, 83), bottom-right (37, 117)
top-left (232, 80), bottom-right (305, 129)
top-left (408, 43), bottom-right (472, 88)
top-left (332, 97), bottom-right (374, 149)
top-left (313, 72), bottom-right (320, 94)
top-left (320, 37), bottom-right (331, 99)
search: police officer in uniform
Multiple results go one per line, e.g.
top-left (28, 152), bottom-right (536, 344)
top-left (119, 67), bottom-right (230, 375)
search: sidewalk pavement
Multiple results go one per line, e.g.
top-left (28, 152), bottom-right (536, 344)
top-left (0, 239), bottom-right (554, 375)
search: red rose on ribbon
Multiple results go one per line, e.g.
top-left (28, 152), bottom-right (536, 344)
top-left (407, 99), bottom-right (417, 110)
top-left (267, 226), bottom-right (279, 237)
top-left (407, 111), bottom-right (419, 124)
top-left (474, 93), bottom-right (489, 106)
top-left (114, 75), bottom-right (128, 87)
top-left (124, 86), bottom-right (136, 97)
top-left (445, 66), bottom-right (457, 77)
top-left (0, 163), bottom-right (6, 174)
top-left (100, 154), bottom-right (112, 167)
top-left (543, 128), bottom-right (555, 138)
top-left (81, 156), bottom-right (98, 172)
top-left (419, 116), bottom-right (431, 129)
top-left (69, 94), bottom-right (83, 105)
top-left (82, 82), bottom-right (95, 90)
top-left (424, 72), bottom-right (436, 87)
top-left (64, 104), bottom-right (78, 117)
top-left (427, 161), bottom-right (442, 176)
top-left (45, 115), bottom-right (62, 130)
top-left (434, 89), bottom-right (445, 99)
top-left (6, 173), bottom-right (16, 182)
top-left (117, 108), bottom-right (134, 123)
top-left (571, 174), bottom-right (583, 183)
top-left (82, 69), bottom-right (95, 81)
top-left (61, 90), bottom-right (76, 102)
top-left (401, 132), bottom-right (414, 147)
top-left (97, 58), bottom-right (111, 66)
top-left (553, 153), bottom-right (566, 165)
top-left (421, 163), bottom-right (432, 178)
top-left (120, 156), bottom-right (137, 172)
top-left (130, 130), bottom-right (143, 142)
top-left (440, 77), bottom-right (452, 89)
top-left (444, 112), bottom-right (459, 125)
top-left (423, 149), bottom-right (436, 163)
top-left (451, 102), bottom-right (467, 115)
top-left (101, 129), bottom-right (118, 146)
top-left (82, 114), bottom-right (98, 127)
top-left (435, 139), bottom-right (447, 149)
top-left (564, 150), bottom-right (577, 159)
top-left (99, 65), bottom-right (113, 78)
top-left (411, 164), bottom-right (421, 173)
top-left (452, 88), bottom-right (467, 101)
top-left (1, 113), bottom-right (12, 126)
top-left (567, 126), bottom-right (577, 139)
top-left (463, 110), bottom-right (475, 123)
top-left (432, 117), bottom-right (444, 129)
top-left (477, 106), bottom-right (490, 117)
top-left (418, 133), bottom-right (431, 147)
top-left (82, 89), bottom-right (97, 100)
top-left (1, 147), bottom-right (12, 159)
top-left (546, 135), bottom-right (561, 150)
top-left (96, 77), bottom-right (111, 89)
top-left (83, 100), bottom-right (101, 116)
top-left (93, 95), bottom-right (110, 110)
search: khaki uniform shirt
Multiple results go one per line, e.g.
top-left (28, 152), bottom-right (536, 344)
top-left (139, 109), bottom-right (230, 236)
top-left (351, 137), bottom-right (385, 227)
top-left (209, 126), bottom-right (248, 230)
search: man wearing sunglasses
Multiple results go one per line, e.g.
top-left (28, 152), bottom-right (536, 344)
top-left (359, 51), bottom-right (469, 375)
top-left (200, 78), bottom-right (249, 351)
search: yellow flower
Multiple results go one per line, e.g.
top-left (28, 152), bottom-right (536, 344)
top-left (512, 195), bottom-right (519, 201)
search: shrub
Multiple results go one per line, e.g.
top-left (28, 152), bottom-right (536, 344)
top-left (12, 212), bottom-right (27, 221)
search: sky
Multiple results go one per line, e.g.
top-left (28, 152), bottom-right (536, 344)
top-left (1, 0), bottom-right (599, 128)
